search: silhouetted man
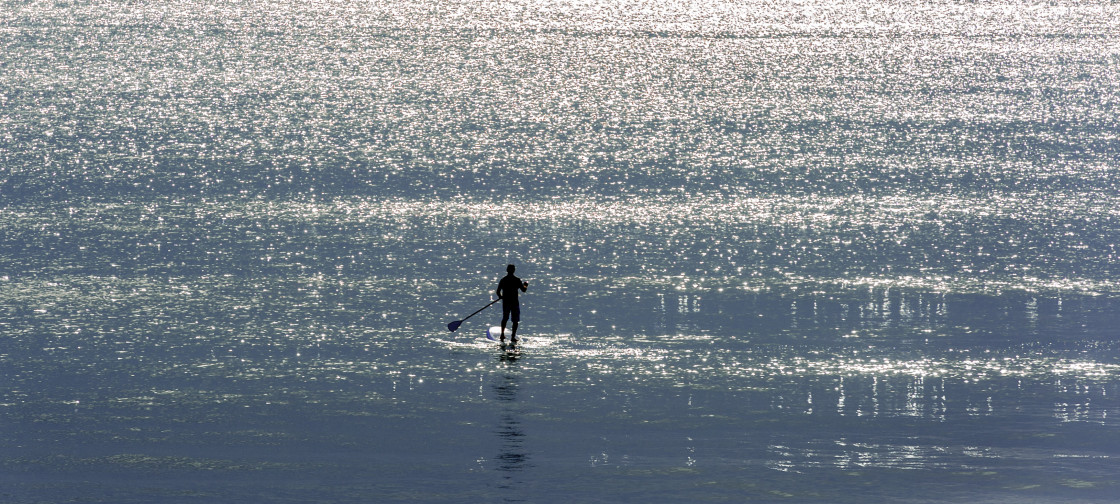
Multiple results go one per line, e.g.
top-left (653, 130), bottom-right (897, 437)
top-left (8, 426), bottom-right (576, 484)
top-left (495, 264), bottom-right (528, 343)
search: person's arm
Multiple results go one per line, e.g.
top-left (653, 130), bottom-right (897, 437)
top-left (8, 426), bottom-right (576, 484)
top-left (495, 284), bottom-right (503, 299)
top-left (520, 280), bottom-right (528, 292)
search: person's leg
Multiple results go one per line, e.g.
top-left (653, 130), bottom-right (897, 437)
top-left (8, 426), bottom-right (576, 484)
top-left (500, 304), bottom-right (511, 342)
top-left (510, 305), bottom-right (520, 341)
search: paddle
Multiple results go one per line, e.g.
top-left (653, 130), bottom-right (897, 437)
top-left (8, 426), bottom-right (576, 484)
top-left (447, 297), bottom-right (500, 332)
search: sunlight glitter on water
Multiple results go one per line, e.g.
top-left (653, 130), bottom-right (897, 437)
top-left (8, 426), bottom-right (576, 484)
top-left (7, 1), bottom-right (1120, 202)
top-left (3, 0), bottom-right (1120, 500)
top-left (100, 192), bottom-right (1115, 296)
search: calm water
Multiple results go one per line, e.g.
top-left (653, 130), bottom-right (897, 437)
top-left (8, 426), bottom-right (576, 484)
top-left (3, 0), bottom-right (1120, 502)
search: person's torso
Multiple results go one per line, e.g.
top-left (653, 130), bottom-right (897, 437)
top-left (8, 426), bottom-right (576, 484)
top-left (499, 275), bottom-right (521, 302)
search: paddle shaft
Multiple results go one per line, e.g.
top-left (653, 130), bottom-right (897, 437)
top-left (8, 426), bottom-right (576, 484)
top-left (461, 297), bottom-right (500, 323)
top-left (448, 297), bottom-right (500, 331)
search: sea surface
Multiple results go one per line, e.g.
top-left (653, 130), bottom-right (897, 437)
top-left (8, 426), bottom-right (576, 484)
top-left (2, 0), bottom-right (1120, 502)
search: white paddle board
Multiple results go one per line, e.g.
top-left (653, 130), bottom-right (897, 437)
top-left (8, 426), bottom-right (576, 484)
top-left (486, 326), bottom-right (512, 341)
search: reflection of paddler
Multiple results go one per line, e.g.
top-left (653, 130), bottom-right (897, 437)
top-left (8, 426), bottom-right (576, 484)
top-left (492, 364), bottom-right (528, 486)
top-left (495, 264), bottom-right (528, 343)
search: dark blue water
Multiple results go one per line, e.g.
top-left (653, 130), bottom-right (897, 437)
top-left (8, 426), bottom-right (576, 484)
top-left (3, 0), bottom-right (1120, 502)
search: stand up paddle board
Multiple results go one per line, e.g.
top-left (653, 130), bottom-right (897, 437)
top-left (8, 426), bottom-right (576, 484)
top-left (486, 326), bottom-right (514, 341)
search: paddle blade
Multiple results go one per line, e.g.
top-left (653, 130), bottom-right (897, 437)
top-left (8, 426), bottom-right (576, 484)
top-left (447, 320), bottom-right (462, 332)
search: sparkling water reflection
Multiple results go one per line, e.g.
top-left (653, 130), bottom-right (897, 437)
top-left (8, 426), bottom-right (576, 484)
top-left (3, 0), bottom-right (1120, 502)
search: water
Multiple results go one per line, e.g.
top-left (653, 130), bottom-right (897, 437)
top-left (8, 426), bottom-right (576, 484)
top-left (2, 0), bottom-right (1120, 502)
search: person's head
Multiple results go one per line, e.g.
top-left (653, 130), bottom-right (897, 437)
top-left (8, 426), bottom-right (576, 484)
top-left (507, 264), bottom-right (516, 274)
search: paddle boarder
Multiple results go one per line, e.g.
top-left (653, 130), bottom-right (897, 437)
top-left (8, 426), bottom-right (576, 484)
top-left (495, 264), bottom-right (528, 343)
